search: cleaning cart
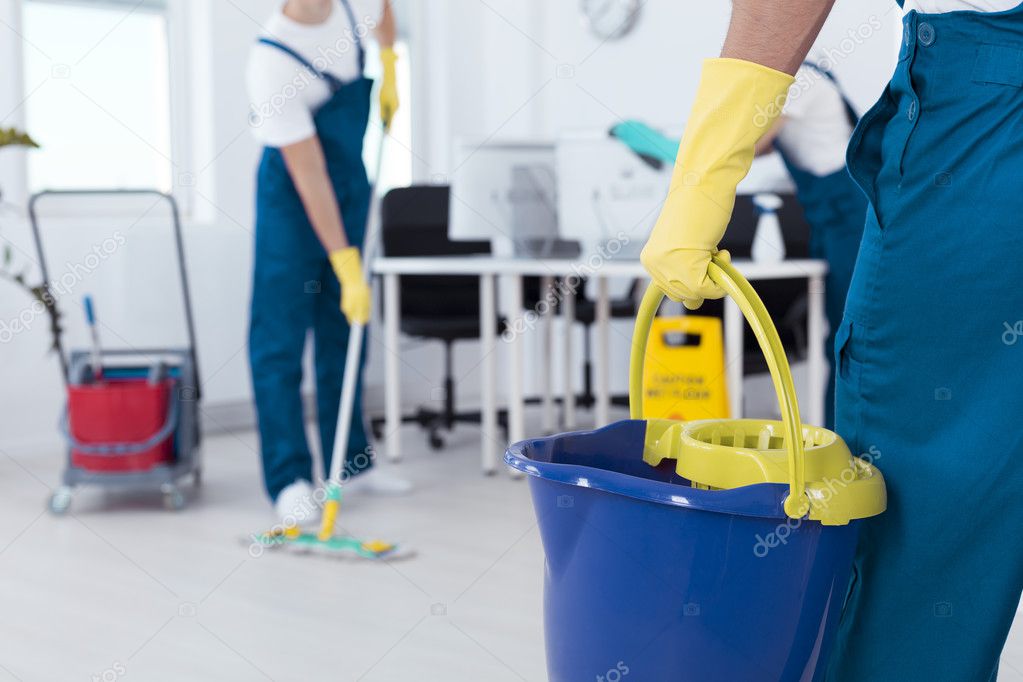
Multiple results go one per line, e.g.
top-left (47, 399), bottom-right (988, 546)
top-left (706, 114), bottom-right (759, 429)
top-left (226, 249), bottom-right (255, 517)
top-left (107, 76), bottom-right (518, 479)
top-left (505, 255), bottom-right (886, 681)
top-left (30, 190), bottom-right (202, 513)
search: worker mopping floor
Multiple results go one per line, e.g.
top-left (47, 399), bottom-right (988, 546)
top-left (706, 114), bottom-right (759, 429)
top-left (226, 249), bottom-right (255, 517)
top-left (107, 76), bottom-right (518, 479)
top-left (247, 132), bottom-right (409, 561)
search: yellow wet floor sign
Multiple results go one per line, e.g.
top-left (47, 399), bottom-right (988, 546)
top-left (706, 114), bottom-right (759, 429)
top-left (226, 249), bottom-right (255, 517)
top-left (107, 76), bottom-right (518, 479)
top-left (642, 315), bottom-right (729, 420)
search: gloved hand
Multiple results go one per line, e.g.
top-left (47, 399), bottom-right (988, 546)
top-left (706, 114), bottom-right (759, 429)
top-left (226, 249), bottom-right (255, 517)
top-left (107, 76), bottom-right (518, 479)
top-left (641, 58), bottom-right (794, 310)
top-left (329, 247), bottom-right (371, 325)
top-left (379, 47), bottom-right (399, 129)
top-left (610, 120), bottom-right (680, 166)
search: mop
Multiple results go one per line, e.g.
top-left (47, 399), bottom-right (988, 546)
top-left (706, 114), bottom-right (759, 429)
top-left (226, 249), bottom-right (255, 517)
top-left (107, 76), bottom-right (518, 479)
top-left (83, 295), bottom-right (103, 381)
top-left (250, 128), bottom-right (408, 560)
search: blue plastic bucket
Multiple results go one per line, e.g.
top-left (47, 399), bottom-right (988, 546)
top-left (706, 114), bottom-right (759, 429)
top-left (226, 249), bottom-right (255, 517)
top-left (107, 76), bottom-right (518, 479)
top-left (505, 258), bottom-right (881, 682)
top-left (506, 420), bottom-right (859, 682)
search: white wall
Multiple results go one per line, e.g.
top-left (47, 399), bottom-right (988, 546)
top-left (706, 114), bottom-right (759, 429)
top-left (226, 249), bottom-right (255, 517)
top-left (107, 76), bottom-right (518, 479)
top-left (408, 0), bottom-right (900, 175)
top-left (0, 0), bottom-right (900, 453)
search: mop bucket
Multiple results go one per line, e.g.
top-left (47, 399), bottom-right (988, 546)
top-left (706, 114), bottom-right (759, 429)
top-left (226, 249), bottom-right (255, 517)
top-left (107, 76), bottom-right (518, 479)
top-left (64, 372), bottom-right (178, 473)
top-left (505, 255), bottom-right (886, 682)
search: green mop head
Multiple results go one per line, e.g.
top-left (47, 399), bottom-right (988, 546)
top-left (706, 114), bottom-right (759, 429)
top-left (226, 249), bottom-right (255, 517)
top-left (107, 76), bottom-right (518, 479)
top-left (246, 485), bottom-right (412, 560)
top-left (249, 527), bottom-right (409, 560)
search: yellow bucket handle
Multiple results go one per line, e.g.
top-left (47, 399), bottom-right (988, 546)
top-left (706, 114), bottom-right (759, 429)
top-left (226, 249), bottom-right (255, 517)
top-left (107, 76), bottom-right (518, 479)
top-left (629, 255), bottom-right (810, 518)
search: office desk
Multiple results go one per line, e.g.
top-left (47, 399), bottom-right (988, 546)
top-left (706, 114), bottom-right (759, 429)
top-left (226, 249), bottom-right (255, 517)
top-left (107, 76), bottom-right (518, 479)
top-left (372, 256), bottom-right (828, 474)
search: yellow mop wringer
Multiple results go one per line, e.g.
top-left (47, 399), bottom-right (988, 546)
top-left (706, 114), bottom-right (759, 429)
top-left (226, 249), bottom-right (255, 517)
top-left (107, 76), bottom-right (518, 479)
top-left (251, 131), bottom-right (406, 560)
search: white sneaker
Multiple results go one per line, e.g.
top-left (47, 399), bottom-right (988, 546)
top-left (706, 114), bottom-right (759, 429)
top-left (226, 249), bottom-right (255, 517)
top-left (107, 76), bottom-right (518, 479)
top-left (342, 468), bottom-right (413, 496)
top-left (274, 479), bottom-right (322, 529)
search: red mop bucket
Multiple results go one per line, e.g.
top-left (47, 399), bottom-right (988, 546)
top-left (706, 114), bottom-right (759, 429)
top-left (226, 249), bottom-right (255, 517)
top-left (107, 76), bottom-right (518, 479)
top-left (66, 378), bottom-right (177, 472)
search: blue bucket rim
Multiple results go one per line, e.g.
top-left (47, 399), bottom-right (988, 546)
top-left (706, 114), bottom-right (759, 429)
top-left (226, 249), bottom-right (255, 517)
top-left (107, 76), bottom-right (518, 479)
top-left (505, 420), bottom-right (795, 521)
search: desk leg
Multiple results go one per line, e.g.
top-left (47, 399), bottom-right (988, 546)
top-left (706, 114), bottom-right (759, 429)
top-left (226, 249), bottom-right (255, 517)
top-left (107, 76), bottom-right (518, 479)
top-left (508, 275), bottom-right (525, 443)
top-left (562, 283), bottom-right (576, 429)
top-left (384, 273), bottom-right (402, 462)
top-left (540, 275), bottom-right (555, 434)
top-left (480, 274), bottom-right (498, 475)
top-left (595, 276), bottom-right (611, 427)
top-left (725, 297), bottom-right (744, 419)
top-left (807, 273), bottom-right (826, 427)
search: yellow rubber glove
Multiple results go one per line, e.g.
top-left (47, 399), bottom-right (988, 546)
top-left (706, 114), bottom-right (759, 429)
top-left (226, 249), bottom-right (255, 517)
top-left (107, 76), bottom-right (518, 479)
top-left (329, 247), bottom-right (371, 325)
top-left (379, 47), bottom-right (399, 129)
top-left (641, 58), bottom-right (794, 310)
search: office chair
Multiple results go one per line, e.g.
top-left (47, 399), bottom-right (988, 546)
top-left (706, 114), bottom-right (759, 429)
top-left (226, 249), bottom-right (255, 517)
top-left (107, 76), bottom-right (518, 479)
top-left (373, 185), bottom-right (507, 450)
top-left (571, 278), bottom-right (641, 409)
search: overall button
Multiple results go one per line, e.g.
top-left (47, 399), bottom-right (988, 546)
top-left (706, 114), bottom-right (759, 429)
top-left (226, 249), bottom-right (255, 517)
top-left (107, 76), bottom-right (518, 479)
top-left (918, 22), bottom-right (935, 46)
top-left (907, 100), bottom-right (918, 121)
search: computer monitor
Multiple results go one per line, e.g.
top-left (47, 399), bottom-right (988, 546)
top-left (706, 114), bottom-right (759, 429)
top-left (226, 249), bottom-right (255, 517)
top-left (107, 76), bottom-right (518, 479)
top-left (555, 131), bottom-right (796, 260)
top-left (555, 132), bottom-right (667, 260)
top-left (448, 139), bottom-right (579, 258)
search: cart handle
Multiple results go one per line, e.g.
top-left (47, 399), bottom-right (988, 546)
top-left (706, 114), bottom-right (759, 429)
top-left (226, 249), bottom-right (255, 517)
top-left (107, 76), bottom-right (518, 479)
top-left (28, 189), bottom-right (201, 398)
top-left (629, 255), bottom-right (809, 519)
top-left (59, 394), bottom-right (179, 456)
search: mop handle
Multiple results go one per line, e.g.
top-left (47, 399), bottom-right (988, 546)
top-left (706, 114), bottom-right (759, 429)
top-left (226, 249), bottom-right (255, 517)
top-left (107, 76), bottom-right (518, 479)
top-left (327, 129), bottom-right (389, 486)
top-left (629, 254), bottom-right (809, 519)
top-left (83, 295), bottom-right (102, 380)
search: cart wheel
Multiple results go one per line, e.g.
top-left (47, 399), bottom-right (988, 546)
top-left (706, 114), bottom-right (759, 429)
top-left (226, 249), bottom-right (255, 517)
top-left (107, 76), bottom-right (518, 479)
top-left (428, 432), bottom-right (444, 450)
top-left (162, 485), bottom-right (186, 511)
top-left (49, 486), bottom-right (73, 515)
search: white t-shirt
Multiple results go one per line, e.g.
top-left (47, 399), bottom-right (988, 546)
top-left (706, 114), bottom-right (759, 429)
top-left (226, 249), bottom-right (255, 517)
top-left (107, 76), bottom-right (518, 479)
top-left (776, 65), bottom-right (855, 176)
top-left (904, 1), bottom-right (1019, 11)
top-left (246, 0), bottom-right (383, 148)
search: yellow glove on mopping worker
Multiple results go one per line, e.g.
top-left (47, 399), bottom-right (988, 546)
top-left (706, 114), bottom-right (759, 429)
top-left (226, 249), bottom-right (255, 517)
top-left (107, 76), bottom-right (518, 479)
top-left (641, 58), bottom-right (795, 310)
top-left (379, 47), bottom-right (400, 129)
top-left (329, 247), bottom-right (371, 325)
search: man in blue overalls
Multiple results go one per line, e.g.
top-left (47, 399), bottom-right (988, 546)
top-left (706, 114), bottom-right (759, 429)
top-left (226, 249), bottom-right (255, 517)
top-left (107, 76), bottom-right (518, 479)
top-left (641, 1), bottom-right (1023, 679)
top-left (246, 0), bottom-right (408, 528)
top-left (614, 61), bottom-right (866, 429)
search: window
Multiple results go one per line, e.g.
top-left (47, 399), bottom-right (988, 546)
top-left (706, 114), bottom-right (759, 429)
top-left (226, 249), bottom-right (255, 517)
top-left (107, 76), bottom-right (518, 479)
top-left (22, 0), bottom-right (173, 192)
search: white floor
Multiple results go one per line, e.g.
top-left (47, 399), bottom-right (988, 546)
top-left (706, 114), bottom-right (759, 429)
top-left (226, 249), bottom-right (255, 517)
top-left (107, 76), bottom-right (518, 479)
top-left (0, 423), bottom-right (547, 682)
top-left (2, 416), bottom-right (1023, 682)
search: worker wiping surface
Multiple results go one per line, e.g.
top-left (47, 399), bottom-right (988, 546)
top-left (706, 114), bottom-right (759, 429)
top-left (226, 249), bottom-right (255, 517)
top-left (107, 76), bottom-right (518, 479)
top-left (615, 59), bottom-right (866, 430)
top-left (246, 0), bottom-right (410, 529)
top-left (640, 1), bottom-right (1023, 680)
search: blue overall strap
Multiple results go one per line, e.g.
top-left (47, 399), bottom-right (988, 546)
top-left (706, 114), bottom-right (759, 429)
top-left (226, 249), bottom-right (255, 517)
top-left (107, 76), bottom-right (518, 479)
top-left (801, 61), bottom-right (860, 127)
top-left (257, 37), bottom-right (345, 91)
top-left (337, 0), bottom-right (366, 73)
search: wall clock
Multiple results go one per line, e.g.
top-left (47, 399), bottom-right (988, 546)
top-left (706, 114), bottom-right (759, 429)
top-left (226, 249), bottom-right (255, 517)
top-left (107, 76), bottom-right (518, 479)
top-left (581, 0), bottom-right (642, 41)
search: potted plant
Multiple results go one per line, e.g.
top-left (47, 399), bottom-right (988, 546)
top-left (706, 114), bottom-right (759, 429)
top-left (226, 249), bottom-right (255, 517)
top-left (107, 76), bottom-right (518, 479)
top-left (0, 127), bottom-right (37, 149)
top-left (0, 129), bottom-right (62, 354)
top-left (0, 127), bottom-right (38, 200)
